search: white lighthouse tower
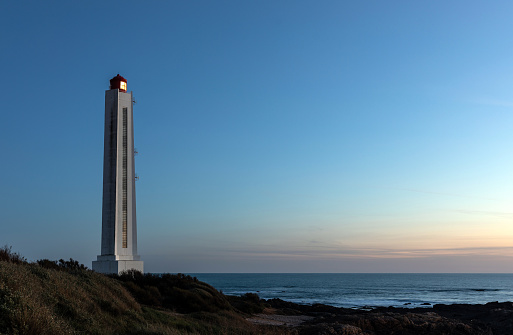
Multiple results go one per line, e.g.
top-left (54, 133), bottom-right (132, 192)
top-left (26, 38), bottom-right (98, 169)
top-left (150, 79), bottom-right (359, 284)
top-left (93, 74), bottom-right (144, 274)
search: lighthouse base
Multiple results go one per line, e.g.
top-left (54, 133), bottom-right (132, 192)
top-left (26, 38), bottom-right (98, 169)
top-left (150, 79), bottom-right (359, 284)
top-left (92, 256), bottom-right (144, 275)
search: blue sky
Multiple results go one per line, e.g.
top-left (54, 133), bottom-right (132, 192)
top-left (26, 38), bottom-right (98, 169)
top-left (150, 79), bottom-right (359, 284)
top-left (2, 1), bottom-right (513, 272)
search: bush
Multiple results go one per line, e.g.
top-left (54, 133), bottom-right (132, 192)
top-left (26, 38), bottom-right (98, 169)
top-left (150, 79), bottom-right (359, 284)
top-left (242, 292), bottom-right (261, 304)
top-left (57, 258), bottom-right (88, 271)
top-left (36, 258), bottom-right (88, 272)
top-left (0, 246), bottom-right (26, 264)
top-left (114, 272), bottom-right (233, 313)
top-left (227, 293), bottom-right (266, 314)
top-left (124, 281), bottom-right (162, 306)
top-left (36, 259), bottom-right (60, 270)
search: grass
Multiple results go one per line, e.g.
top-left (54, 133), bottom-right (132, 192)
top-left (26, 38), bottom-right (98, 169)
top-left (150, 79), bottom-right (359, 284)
top-left (0, 246), bottom-right (292, 335)
top-left (0, 260), bottom-right (141, 334)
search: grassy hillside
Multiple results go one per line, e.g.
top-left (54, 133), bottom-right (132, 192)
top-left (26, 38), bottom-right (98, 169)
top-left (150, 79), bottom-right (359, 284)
top-left (0, 247), bottom-right (287, 335)
top-left (1, 247), bottom-right (503, 334)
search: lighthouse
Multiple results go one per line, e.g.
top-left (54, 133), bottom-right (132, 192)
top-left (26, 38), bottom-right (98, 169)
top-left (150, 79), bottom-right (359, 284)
top-left (92, 74), bottom-right (144, 274)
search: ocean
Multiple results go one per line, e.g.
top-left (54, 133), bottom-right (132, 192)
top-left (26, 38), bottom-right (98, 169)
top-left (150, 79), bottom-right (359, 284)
top-left (190, 273), bottom-right (513, 309)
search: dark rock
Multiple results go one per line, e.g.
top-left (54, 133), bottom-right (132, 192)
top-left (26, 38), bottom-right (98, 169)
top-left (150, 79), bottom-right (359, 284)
top-left (299, 323), bottom-right (364, 335)
top-left (262, 298), bottom-right (513, 334)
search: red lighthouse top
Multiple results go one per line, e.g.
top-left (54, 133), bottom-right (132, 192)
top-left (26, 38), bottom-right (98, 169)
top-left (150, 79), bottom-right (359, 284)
top-left (110, 74), bottom-right (127, 92)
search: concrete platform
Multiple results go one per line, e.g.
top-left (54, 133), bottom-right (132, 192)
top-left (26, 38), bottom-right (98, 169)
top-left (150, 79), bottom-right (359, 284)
top-left (92, 259), bottom-right (144, 275)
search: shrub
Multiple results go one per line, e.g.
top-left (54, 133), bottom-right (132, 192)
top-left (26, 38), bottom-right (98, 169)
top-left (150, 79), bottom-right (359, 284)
top-left (36, 258), bottom-right (88, 272)
top-left (124, 281), bottom-right (162, 306)
top-left (242, 292), bottom-right (261, 304)
top-left (36, 259), bottom-right (60, 270)
top-left (0, 246), bottom-right (26, 264)
top-left (227, 293), bottom-right (266, 314)
top-left (119, 268), bottom-right (145, 281)
top-left (114, 272), bottom-right (233, 313)
top-left (58, 258), bottom-right (88, 271)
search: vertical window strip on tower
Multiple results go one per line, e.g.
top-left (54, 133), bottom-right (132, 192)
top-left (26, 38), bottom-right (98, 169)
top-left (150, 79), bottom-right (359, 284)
top-left (122, 107), bottom-right (128, 248)
top-left (109, 106), bottom-right (117, 228)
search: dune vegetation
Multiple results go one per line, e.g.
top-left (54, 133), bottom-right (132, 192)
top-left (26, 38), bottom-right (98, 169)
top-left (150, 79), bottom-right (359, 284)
top-left (3, 246), bottom-right (510, 335)
top-left (0, 246), bottom-right (286, 335)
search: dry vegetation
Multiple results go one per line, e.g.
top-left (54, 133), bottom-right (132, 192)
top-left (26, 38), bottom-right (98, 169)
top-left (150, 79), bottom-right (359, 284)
top-left (3, 246), bottom-right (501, 334)
top-left (0, 246), bottom-right (290, 335)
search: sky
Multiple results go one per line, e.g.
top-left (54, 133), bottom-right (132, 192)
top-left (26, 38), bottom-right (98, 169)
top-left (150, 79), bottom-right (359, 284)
top-left (2, 1), bottom-right (513, 273)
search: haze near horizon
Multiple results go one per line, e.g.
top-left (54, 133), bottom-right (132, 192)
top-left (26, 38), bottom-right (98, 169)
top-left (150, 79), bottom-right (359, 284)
top-left (2, 1), bottom-right (513, 273)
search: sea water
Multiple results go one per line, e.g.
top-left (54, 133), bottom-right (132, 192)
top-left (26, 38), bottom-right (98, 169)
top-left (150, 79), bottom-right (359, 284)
top-left (189, 273), bottom-right (513, 309)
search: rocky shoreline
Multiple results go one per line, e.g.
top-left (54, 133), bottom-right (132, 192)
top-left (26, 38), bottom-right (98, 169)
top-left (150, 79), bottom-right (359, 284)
top-left (248, 299), bottom-right (513, 334)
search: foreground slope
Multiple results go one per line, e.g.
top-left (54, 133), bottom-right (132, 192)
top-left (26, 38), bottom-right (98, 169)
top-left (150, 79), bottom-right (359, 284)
top-left (0, 260), bottom-right (283, 334)
top-left (1, 249), bottom-right (510, 334)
